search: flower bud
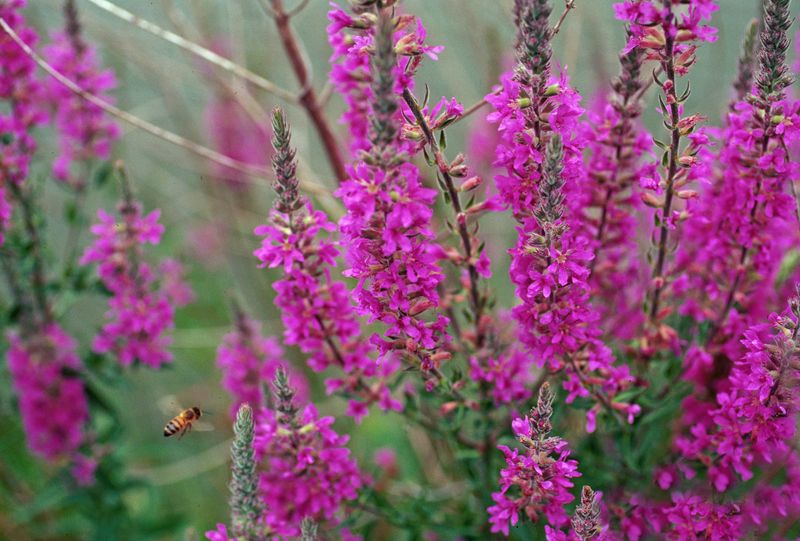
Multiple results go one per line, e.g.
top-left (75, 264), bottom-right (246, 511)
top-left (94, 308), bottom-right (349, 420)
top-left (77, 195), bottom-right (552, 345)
top-left (460, 176), bottom-right (482, 192)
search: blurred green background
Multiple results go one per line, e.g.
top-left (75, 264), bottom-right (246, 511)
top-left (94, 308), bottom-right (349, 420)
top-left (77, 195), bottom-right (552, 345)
top-left (2, 1), bottom-right (798, 538)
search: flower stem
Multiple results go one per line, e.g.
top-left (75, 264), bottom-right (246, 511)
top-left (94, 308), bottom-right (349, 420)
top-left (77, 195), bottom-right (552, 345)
top-left (401, 88), bottom-right (487, 348)
top-left (647, 4), bottom-right (681, 325)
top-left (269, 0), bottom-right (347, 182)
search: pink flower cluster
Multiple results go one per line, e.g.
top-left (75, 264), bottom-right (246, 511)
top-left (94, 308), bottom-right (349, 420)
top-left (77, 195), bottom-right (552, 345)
top-left (327, 7), bottom-right (442, 156)
top-left (42, 30), bottom-right (119, 184)
top-left (677, 300), bottom-right (800, 493)
top-left (216, 312), bottom-right (307, 417)
top-left (0, 0), bottom-right (47, 244)
top-left (254, 105), bottom-right (400, 422)
top-left (204, 93), bottom-right (269, 190)
top-left (81, 200), bottom-right (191, 367)
top-left (675, 94), bottom-right (800, 351)
top-left (254, 403), bottom-right (363, 536)
top-left (488, 75), bottom-right (638, 428)
top-left (614, 0), bottom-right (716, 351)
top-left (329, 4), bottom-right (450, 379)
top-left (488, 384), bottom-right (581, 535)
top-left (7, 323), bottom-right (88, 462)
top-left (580, 48), bottom-right (652, 339)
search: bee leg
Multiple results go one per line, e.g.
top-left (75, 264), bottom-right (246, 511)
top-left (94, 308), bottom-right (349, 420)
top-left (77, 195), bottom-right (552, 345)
top-left (178, 426), bottom-right (187, 440)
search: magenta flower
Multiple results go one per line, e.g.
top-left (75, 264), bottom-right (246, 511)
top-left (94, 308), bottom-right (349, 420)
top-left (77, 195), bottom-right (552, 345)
top-left (7, 323), bottom-right (88, 463)
top-left (330, 6), bottom-right (449, 381)
top-left (254, 372), bottom-right (363, 537)
top-left (488, 384), bottom-right (581, 535)
top-left (81, 197), bottom-right (190, 368)
top-left (0, 0), bottom-right (47, 244)
top-left (42, 28), bottom-right (119, 185)
top-left (255, 108), bottom-right (394, 420)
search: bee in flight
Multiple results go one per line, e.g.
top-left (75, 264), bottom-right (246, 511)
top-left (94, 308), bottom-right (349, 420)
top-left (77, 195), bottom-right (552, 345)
top-left (163, 407), bottom-right (203, 438)
top-left (159, 395), bottom-right (215, 439)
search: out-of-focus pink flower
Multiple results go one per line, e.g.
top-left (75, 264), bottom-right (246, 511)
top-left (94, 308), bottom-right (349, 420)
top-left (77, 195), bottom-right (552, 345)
top-left (81, 199), bottom-right (191, 368)
top-left (42, 30), bottom-right (119, 185)
top-left (216, 312), bottom-right (307, 416)
top-left (0, 0), bottom-right (48, 244)
top-left (7, 324), bottom-right (89, 463)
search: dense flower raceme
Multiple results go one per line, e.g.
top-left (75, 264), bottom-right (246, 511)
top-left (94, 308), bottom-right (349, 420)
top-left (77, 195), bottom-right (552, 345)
top-left (675, 295), bottom-right (800, 494)
top-left (252, 371), bottom-right (363, 537)
top-left (0, 0), bottom-right (47, 244)
top-left (488, 383), bottom-right (582, 535)
top-left (7, 323), bottom-right (89, 464)
top-left (216, 311), bottom-right (308, 417)
top-left (581, 39), bottom-right (652, 340)
top-left (330, 5), bottom-right (450, 381)
top-left (488, 1), bottom-right (638, 428)
top-left (613, 0), bottom-right (717, 350)
top-left (255, 108), bottom-right (398, 421)
top-left (673, 0), bottom-right (799, 365)
top-left (327, 3), bottom-right (442, 156)
top-left (42, 27), bottom-right (119, 184)
top-left (81, 196), bottom-right (192, 368)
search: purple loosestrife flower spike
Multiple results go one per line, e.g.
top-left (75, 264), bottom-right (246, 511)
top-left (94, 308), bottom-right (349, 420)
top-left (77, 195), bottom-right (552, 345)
top-left (43, 0), bottom-right (119, 184)
top-left (7, 324), bottom-right (89, 463)
top-left (731, 19), bottom-right (760, 106)
top-left (254, 368), bottom-right (363, 535)
top-left (0, 0), bottom-right (47, 245)
top-left (229, 403), bottom-right (266, 541)
top-left (256, 108), bottom-right (385, 420)
top-left (488, 381), bottom-right (582, 534)
top-left (369, 8), bottom-right (398, 154)
top-left (333, 2), bottom-right (449, 380)
top-left (756, 0), bottom-right (793, 101)
top-left (514, 0), bottom-right (552, 94)
top-left (270, 108), bottom-right (300, 214)
top-left (571, 485), bottom-right (601, 540)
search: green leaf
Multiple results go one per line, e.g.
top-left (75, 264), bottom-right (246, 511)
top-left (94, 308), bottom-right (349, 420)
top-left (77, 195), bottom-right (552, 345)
top-left (93, 161), bottom-right (114, 188)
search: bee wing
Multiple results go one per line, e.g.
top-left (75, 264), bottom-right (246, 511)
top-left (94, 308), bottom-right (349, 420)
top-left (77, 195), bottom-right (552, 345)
top-left (193, 421), bottom-right (215, 432)
top-left (157, 394), bottom-right (183, 415)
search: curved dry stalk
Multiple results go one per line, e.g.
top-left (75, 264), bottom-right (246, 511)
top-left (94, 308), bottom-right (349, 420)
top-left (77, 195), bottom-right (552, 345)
top-left (551, 0), bottom-right (576, 37)
top-left (0, 17), bottom-right (330, 197)
top-left (84, 0), bottom-right (298, 103)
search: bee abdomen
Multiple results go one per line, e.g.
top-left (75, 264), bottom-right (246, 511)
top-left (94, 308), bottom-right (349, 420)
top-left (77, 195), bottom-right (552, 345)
top-left (164, 419), bottom-right (183, 437)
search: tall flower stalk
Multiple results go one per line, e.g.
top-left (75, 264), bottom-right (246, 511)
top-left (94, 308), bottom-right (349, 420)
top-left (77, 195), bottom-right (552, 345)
top-left (583, 32), bottom-right (650, 339)
top-left (81, 165), bottom-right (192, 368)
top-left (614, 0), bottom-right (717, 351)
top-left (674, 0), bottom-right (797, 358)
top-left (488, 382), bottom-right (581, 535)
top-left (254, 108), bottom-right (397, 421)
top-left (42, 0), bottom-right (119, 186)
top-left (0, 0), bottom-right (46, 245)
top-left (334, 4), bottom-right (450, 385)
top-left (229, 403), bottom-right (267, 540)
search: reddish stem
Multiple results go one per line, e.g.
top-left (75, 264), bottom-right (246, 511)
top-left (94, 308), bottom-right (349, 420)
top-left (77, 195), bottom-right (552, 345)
top-left (271, 0), bottom-right (347, 182)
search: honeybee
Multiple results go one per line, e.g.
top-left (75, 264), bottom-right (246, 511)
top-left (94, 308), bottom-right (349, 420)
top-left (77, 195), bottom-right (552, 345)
top-left (159, 395), bottom-right (214, 439)
top-left (163, 407), bottom-right (203, 438)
